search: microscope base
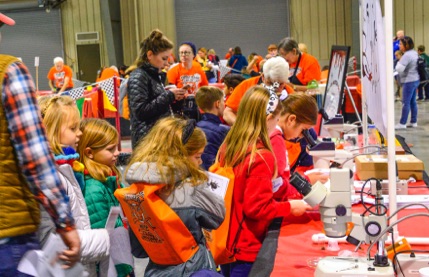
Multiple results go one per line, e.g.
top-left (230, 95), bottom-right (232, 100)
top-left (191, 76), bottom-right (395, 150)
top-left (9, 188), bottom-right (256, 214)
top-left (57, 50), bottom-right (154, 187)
top-left (315, 257), bottom-right (394, 276)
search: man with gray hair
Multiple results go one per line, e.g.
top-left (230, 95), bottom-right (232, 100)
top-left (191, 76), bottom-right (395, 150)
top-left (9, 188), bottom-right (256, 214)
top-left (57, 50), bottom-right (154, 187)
top-left (47, 56), bottom-right (74, 93)
top-left (223, 56), bottom-right (290, 125)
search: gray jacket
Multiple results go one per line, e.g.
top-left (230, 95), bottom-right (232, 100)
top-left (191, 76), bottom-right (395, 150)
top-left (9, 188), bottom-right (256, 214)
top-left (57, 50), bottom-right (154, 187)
top-left (125, 162), bottom-right (225, 277)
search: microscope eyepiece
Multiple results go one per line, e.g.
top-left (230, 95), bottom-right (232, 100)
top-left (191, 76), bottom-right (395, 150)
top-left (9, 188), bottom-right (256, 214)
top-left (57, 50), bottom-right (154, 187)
top-left (289, 172), bottom-right (312, 196)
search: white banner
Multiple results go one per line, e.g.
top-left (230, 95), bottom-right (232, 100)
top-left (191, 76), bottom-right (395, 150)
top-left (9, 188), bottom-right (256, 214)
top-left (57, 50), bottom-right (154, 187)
top-left (361, 0), bottom-right (387, 136)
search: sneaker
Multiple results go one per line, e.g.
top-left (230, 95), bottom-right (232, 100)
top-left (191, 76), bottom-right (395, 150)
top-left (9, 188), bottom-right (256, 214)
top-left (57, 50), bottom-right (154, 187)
top-left (395, 123), bottom-right (406, 130)
top-left (417, 98), bottom-right (424, 101)
top-left (407, 122), bottom-right (418, 127)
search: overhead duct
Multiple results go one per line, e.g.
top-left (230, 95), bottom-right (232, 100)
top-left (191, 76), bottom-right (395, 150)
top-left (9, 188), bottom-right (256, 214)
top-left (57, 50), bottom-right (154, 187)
top-left (0, 1), bottom-right (40, 11)
top-left (0, 0), bottom-right (66, 12)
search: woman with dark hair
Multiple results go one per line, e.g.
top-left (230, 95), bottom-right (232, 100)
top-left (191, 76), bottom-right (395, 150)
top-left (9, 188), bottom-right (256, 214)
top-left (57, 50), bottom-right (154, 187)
top-left (278, 37), bottom-right (321, 92)
top-left (127, 29), bottom-right (186, 148)
top-left (227, 46), bottom-right (248, 73)
top-left (395, 36), bottom-right (420, 129)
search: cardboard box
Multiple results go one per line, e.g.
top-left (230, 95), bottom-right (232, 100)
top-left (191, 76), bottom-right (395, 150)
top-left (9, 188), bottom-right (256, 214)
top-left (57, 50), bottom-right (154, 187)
top-left (355, 155), bottom-right (424, 180)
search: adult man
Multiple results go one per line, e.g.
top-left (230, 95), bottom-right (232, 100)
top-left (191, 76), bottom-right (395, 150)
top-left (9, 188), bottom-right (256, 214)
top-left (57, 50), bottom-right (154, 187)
top-left (0, 13), bottom-right (80, 276)
top-left (47, 56), bottom-right (74, 93)
top-left (393, 30), bottom-right (404, 61)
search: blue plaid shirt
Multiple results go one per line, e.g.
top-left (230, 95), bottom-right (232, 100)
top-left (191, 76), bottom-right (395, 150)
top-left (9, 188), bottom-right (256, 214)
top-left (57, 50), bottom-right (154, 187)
top-left (1, 60), bottom-right (74, 231)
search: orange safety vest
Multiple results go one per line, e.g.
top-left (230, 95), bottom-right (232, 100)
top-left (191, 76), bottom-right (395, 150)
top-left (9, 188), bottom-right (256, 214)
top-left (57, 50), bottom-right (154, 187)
top-left (114, 183), bottom-right (199, 265)
top-left (204, 162), bottom-right (236, 265)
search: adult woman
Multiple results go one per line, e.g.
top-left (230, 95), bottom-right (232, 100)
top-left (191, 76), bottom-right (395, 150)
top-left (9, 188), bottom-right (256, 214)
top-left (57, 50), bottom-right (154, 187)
top-left (127, 29), bottom-right (186, 148)
top-left (167, 42), bottom-right (209, 94)
top-left (167, 42), bottom-right (209, 120)
top-left (223, 56), bottom-right (290, 125)
top-left (395, 36), bottom-right (420, 129)
top-left (227, 46), bottom-right (248, 73)
top-left (196, 47), bottom-right (216, 83)
top-left (278, 37), bottom-right (321, 92)
top-left (277, 38), bottom-right (321, 172)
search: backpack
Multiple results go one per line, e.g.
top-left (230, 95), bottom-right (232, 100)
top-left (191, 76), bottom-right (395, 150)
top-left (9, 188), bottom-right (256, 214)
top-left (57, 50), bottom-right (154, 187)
top-left (114, 183), bottom-right (199, 265)
top-left (417, 56), bottom-right (428, 81)
top-left (204, 161), bottom-right (240, 265)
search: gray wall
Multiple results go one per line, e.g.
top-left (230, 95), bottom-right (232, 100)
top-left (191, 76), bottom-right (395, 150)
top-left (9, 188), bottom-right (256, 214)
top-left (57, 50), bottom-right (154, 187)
top-left (175, 0), bottom-right (290, 59)
top-left (0, 9), bottom-right (63, 91)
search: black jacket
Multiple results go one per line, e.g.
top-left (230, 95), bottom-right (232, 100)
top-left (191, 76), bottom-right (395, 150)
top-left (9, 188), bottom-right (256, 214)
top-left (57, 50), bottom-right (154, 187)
top-left (127, 63), bottom-right (175, 148)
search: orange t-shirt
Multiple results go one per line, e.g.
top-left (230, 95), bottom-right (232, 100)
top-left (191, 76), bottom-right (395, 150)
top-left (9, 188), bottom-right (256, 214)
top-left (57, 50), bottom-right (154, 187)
top-left (289, 52), bottom-right (321, 85)
top-left (167, 61), bottom-right (208, 95)
top-left (225, 76), bottom-right (262, 112)
top-left (96, 67), bottom-right (120, 87)
top-left (96, 67), bottom-right (120, 82)
top-left (47, 65), bottom-right (74, 89)
top-left (226, 76), bottom-right (294, 112)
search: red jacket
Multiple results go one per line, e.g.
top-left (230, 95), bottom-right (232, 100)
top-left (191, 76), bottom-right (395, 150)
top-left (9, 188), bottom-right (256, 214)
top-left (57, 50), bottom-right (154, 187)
top-left (221, 142), bottom-right (292, 262)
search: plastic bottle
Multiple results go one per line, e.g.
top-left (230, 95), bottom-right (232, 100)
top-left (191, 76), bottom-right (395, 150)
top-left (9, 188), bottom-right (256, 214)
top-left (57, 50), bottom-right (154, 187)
top-left (368, 124), bottom-right (378, 145)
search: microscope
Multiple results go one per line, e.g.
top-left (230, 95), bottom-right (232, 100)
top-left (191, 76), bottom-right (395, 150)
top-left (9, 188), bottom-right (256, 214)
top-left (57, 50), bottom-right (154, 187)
top-left (320, 112), bottom-right (359, 139)
top-left (302, 129), bottom-right (355, 169)
top-left (290, 170), bottom-right (394, 276)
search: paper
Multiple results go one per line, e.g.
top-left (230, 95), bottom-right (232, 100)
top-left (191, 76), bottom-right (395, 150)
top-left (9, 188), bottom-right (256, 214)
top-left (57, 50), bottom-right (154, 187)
top-left (17, 233), bottom-right (85, 277)
top-left (105, 206), bottom-right (121, 230)
top-left (272, 177), bottom-right (283, 193)
top-left (206, 172), bottom-right (230, 199)
top-left (109, 226), bottom-right (134, 268)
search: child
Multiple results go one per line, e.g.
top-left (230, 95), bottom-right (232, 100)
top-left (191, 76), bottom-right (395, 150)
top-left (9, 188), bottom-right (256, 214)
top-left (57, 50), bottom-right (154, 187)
top-left (195, 86), bottom-right (229, 170)
top-left (77, 118), bottom-right (133, 277)
top-left (217, 86), bottom-right (312, 276)
top-left (394, 50), bottom-right (404, 101)
top-left (277, 93), bottom-right (329, 198)
top-left (124, 117), bottom-right (225, 276)
top-left (223, 74), bottom-right (245, 102)
top-left (37, 95), bottom-right (110, 277)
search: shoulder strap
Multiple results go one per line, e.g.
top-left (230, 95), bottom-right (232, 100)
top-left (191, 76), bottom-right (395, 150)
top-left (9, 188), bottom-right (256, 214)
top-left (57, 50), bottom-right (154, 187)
top-left (290, 53), bottom-right (302, 81)
top-left (0, 55), bottom-right (20, 86)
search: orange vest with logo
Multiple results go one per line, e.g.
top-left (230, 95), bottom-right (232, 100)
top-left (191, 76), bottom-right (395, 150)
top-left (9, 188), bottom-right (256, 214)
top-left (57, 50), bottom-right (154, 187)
top-left (114, 183), bottom-right (199, 265)
top-left (204, 162), bottom-right (236, 265)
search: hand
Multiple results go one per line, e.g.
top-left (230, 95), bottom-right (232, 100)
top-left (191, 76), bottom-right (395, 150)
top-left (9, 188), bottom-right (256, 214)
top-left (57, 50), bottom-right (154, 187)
top-left (289, 200), bottom-right (312, 216)
top-left (169, 88), bottom-right (186, 101)
top-left (58, 229), bottom-right (81, 269)
top-left (307, 172), bottom-right (329, 185)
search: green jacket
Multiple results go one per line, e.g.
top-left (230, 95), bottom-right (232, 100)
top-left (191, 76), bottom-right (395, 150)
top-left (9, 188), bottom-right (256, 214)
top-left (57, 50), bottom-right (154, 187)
top-left (83, 175), bottom-right (123, 229)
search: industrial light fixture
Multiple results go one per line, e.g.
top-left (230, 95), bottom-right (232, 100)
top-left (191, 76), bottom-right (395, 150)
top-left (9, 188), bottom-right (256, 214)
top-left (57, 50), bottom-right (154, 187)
top-left (39, 0), bottom-right (67, 13)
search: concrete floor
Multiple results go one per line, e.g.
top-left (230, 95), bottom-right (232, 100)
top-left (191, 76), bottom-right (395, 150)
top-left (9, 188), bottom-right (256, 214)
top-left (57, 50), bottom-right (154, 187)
top-left (394, 99), bottom-right (429, 169)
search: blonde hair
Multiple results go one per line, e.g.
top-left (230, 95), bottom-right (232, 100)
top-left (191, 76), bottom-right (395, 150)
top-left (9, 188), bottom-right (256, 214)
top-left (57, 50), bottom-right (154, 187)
top-left (77, 118), bottom-right (120, 182)
top-left (125, 117), bottom-right (207, 194)
top-left (38, 95), bottom-right (80, 155)
top-left (195, 86), bottom-right (224, 112)
top-left (220, 86), bottom-right (275, 172)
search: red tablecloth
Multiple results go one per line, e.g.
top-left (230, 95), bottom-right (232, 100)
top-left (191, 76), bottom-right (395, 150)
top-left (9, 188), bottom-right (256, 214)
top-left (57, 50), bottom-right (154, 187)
top-left (270, 181), bottom-right (429, 277)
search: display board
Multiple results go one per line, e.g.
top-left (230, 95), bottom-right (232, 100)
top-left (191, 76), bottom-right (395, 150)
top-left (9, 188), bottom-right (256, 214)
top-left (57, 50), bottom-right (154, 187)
top-left (322, 45), bottom-right (351, 120)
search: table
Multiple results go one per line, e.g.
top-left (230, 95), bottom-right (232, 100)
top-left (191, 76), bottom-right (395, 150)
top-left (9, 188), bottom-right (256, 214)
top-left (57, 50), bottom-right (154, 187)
top-left (268, 181), bottom-right (429, 277)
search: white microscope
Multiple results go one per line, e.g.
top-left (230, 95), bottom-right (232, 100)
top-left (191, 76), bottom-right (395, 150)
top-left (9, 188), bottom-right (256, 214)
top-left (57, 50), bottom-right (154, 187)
top-left (289, 169), bottom-right (395, 276)
top-left (302, 129), bottom-right (355, 169)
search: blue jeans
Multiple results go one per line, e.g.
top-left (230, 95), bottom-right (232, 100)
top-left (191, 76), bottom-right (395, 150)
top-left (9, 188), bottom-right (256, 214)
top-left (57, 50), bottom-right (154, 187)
top-left (0, 233), bottom-right (40, 277)
top-left (400, 80), bottom-right (420, 125)
top-left (417, 82), bottom-right (429, 100)
top-left (220, 261), bottom-right (253, 277)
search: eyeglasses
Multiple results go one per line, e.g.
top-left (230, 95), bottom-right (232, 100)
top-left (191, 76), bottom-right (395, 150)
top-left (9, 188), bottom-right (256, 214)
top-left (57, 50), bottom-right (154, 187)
top-left (179, 51), bottom-right (192, 56)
